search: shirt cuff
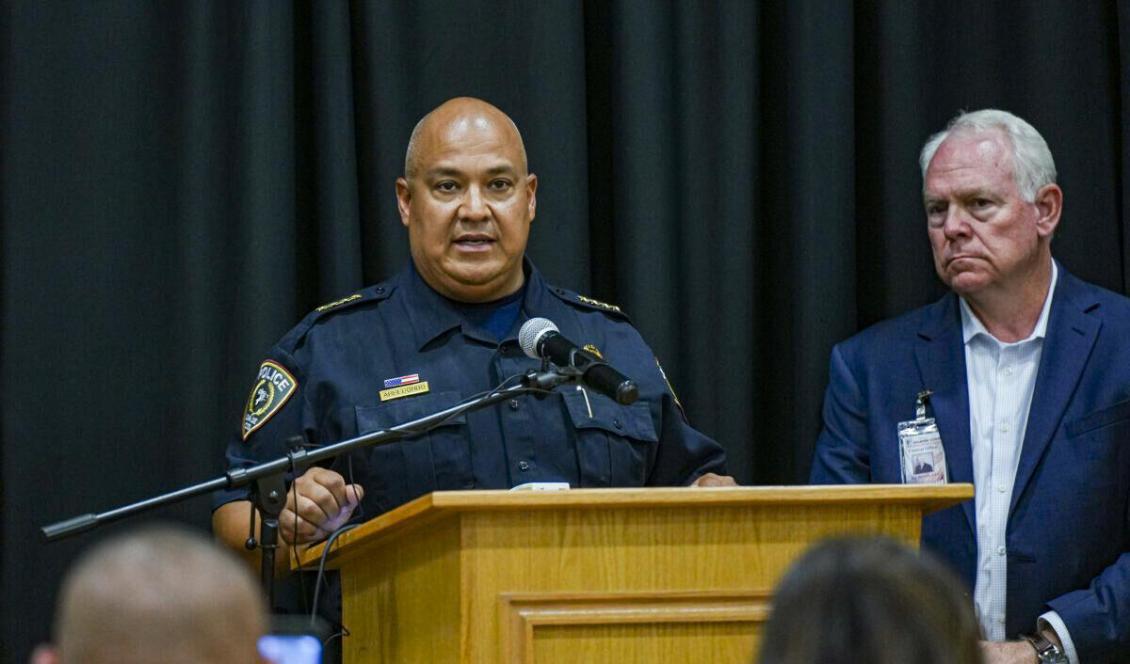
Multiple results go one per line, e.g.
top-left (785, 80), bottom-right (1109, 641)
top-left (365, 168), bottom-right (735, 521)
top-left (1038, 611), bottom-right (1078, 664)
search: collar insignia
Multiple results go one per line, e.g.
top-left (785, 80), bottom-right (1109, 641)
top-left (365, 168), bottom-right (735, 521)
top-left (242, 360), bottom-right (298, 441)
top-left (583, 344), bottom-right (604, 360)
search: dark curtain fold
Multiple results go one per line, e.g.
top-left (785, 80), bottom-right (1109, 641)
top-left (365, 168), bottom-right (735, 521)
top-left (3, 1), bottom-right (1128, 659)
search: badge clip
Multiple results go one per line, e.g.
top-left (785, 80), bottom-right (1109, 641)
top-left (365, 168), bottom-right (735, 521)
top-left (914, 389), bottom-right (933, 420)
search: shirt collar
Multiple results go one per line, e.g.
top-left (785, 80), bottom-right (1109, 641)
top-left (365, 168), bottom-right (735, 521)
top-left (959, 260), bottom-right (1058, 346)
top-left (399, 257), bottom-right (542, 350)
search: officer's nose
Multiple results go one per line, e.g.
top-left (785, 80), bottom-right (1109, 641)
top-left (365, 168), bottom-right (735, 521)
top-left (459, 185), bottom-right (491, 223)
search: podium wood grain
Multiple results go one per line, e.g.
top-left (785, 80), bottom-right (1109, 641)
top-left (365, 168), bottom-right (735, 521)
top-left (298, 485), bottom-right (972, 663)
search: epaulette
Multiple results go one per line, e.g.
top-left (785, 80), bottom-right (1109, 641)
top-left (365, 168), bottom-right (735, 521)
top-left (548, 285), bottom-right (631, 321)
top-left (310, 280), bottom-right (394, 318)
top-left (278, 281), bottom-right (396, 349)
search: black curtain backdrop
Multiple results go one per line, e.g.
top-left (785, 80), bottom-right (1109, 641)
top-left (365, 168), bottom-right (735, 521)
top-left (3, 1), bottom-right (1129, 659)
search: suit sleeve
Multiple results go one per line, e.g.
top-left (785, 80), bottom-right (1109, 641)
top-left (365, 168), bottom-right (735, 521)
top-left (810, 342), bottom-right (872, 484)
top-left (1046, 547), bottom-right (1130, 660)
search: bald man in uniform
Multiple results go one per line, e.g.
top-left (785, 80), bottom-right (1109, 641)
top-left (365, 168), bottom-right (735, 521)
top-left (214, 97), bottom-right (734, 571)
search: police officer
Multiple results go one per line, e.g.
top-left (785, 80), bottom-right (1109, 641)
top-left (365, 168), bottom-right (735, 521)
top-left (213, 97), bottom-right (734, 565)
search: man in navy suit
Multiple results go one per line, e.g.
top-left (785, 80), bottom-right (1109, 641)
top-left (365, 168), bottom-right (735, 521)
top-left (811, 109), bottom-right (1130, 664)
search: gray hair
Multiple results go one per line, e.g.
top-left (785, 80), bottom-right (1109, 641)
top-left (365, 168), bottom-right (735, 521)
top-left (919, 109), bottom-right (1056, 201)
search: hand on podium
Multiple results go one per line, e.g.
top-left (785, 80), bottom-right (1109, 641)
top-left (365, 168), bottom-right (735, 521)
top-left (690, 472), bottom-right (738, 487)
top-left (279, 467), bottom-right (365, 545)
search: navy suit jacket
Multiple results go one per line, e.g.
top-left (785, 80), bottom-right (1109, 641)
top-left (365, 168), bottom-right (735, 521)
top-left (811, 265), bottom-right (1130, 662)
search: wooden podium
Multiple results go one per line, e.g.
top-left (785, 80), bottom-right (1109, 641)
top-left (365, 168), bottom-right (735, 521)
top-left (299, 484), bottom-right (971, 663)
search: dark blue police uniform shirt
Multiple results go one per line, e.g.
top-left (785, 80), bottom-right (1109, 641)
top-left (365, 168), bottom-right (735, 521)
top-left (215, 258), bottom-right (727, 517)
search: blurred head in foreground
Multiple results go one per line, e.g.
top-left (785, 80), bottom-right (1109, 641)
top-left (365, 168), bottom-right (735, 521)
top-left (34, 525), bottom-right (267, 664)
top-left (758, 536), bottom-right (982, 664)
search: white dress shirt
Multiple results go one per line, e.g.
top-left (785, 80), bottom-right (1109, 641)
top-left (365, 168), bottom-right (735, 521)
top-left (961, 262), bottom-right (1078, 662)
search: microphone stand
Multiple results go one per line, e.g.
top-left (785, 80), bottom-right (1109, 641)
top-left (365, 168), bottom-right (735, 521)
top-left (41, 369), bottom-right (575, 606)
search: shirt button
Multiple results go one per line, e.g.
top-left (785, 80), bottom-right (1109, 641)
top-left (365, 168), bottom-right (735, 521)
top-left (997, 546), bottom-right (1006, 556)
top-left (1003, 366), bottom-right (1013, 376)
top-left (613, 418), bottom-right (622, 430)
top-left (996, 485), bottom-right (1006, 493)
top-left (509, 399), bottom-right (520, 411)
top-left (518, 461), bottom-right (530, 471)
top-left (1000, 422), bottom-right (1010, 433)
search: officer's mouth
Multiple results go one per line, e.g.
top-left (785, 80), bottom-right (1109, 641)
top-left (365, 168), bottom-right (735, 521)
top-left (453, 234), bottom-right (496, 253)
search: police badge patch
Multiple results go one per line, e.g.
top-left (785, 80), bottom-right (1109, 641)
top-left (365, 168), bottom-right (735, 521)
top-left (242, 360), bottom-right (298, 441)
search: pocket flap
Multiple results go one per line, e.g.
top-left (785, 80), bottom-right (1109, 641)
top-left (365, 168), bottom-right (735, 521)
top-left (356, 390), bottom-right (467, 434)
top-left (561, 388), bottom-right (658, 443)
top-left (1065, 398), bottom-right (1130, 438)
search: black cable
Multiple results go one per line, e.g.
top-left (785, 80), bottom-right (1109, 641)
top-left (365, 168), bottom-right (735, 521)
top-left (289, 475), bottom-right (310, 615)
top-left (310, 522), bottom-right (359, 627)
top-left (324, 625), bottom-right (350, 648)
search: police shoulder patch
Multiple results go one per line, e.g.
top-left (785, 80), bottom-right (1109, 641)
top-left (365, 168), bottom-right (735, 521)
top-left (242, 360), bottom-right (298, 441)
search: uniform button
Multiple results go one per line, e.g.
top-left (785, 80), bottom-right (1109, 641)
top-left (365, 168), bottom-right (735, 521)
top-left (613, 418), bottom-right (622, 429)
top-left (1003, 366), bottom-right (1013, 376)
top-left (996, 485), bottom-right (1006, 493)
top-left (1000, 422), bottom-right (1010, 433)
top-left (375, 286), bottom-right (385, 293)
top-left (997, 546), bottom-right (1006, 556)
top-left (518, 461), bottom-right (530, 471)
top-left (509, 399), bottom-right (520, 411)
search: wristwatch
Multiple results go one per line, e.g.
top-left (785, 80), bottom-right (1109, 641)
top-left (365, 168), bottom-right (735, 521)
top-left (1024, 632), bottom-right (1068, 664)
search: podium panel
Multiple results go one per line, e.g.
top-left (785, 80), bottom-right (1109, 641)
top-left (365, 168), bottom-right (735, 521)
top-left (300, 485), bottom-right (972, 663)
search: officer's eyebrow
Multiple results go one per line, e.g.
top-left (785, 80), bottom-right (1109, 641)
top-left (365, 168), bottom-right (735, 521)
top-left (423, 163), bottom-right (519, 180)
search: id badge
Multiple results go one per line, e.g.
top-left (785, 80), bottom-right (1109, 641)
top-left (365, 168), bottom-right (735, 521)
top-left (898, 390), bottom-right (948, 484)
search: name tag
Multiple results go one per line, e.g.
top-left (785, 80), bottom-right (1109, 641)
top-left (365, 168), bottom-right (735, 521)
top-left (898, 417), bottom-right (948, 484)
top-left (380, 381), bottom-right (430, 402)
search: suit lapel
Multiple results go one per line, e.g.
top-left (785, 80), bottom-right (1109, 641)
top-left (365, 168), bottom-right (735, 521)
top-left (914, 294), bottom-right (975, 532)
top-left (1009, 271), bottom-right (1101, 516)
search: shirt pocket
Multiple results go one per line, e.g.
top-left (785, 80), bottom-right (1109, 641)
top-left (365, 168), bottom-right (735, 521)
top-left (561, 388), bottom-right (658, 486)
top-left (354, 391), bottom-right (470, 513)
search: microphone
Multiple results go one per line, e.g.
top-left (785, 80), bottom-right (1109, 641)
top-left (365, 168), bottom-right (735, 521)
top-left (519, 317), bottom-right (639, 405)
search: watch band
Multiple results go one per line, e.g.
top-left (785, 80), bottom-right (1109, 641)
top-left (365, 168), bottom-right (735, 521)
top-left (1024, 633), bottom-right (1068, 664)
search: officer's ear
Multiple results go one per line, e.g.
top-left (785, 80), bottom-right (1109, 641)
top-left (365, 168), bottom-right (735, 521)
top-left (396, 177), bottom-right (412, 228)
top-left (525, 173), bottom-right (537, 223)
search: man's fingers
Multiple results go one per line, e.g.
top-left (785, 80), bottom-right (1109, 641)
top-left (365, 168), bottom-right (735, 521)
top-left (691, 473), bottom-right (739, 487)
top-left (293, 479), bottom-right (346, 522)
top-left (279, 470), bottom-right (366, 545)
top-left (278, 509), bottom-right (326, 545)
top-left (287, 468), bottom-right (352, 520)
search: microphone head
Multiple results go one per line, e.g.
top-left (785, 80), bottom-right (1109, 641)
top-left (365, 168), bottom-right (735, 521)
top-left (519, 317), bottom-right (559, 359)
